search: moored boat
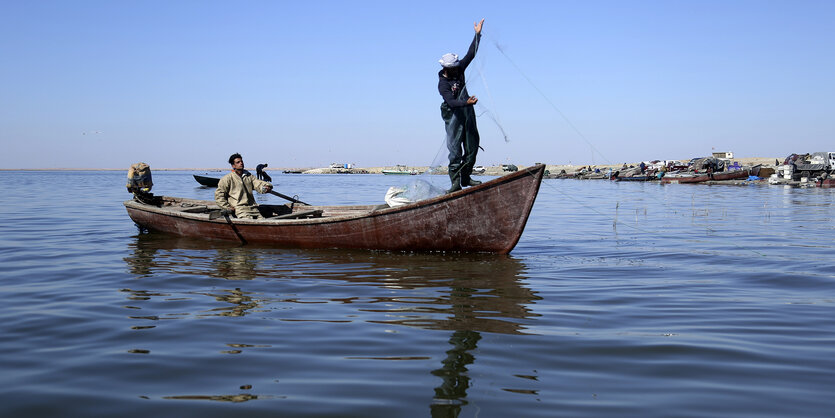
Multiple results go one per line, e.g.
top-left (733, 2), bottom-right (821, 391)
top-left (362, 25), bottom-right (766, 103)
top-left (613, 175), bottom-right (656, 182)
top-left (193, 174), bottom-right (220, 187)
top-left (817, 178), bottom-right (835, 188)
top-left (126, 165), bottom-right (546, 254)
top-left (381, 165), bottom-right (420, 175)
top-left (661, 169), bottom-right (750, 184)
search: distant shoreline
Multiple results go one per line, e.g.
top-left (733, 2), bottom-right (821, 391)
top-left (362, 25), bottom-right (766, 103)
top-left (0, 168), bottom-right (230, 171)
top-left (0, 157), bottom-right (781, 175)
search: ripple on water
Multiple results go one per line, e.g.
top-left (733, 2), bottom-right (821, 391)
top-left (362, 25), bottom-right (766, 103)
top-left (3, 172), bottom-right (835, 417)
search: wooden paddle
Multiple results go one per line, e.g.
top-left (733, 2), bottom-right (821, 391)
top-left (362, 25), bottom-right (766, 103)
top-left (268, 190), bottom-right (310, 206)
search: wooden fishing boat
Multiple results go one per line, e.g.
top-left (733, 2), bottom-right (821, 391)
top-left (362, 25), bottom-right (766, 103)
top-left (613, 175), bottom-right (657, 182)
top-left (193, 174), bottom-right (220, 187)
top-left (817, 178), bottom-right (835, 188)
top-left (125, 164), bottom-right (545, 254)
top-left (661, 169), bottom-right (750, 184)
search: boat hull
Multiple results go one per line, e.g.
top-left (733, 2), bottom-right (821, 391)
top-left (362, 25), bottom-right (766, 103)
top-left (381, 171), bottom-right (417, 175)
top-left (818, 178), bottom-right (835, 188)
top-left (614, 176), bottom-right (655, 182)
top-left (193, 174), bottom-right (220, 187)
top-left (127, 165), bottom-right (545, 254)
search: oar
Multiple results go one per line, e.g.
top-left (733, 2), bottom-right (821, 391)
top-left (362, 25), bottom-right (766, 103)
top-left (208, 209), bottom-right (231, 220)
top-left (206, 209), bottom-right (247, 243)
top-left (268, 190), bottom-right (310, 206)
top-left (221, 211), bottom-right (247, 244)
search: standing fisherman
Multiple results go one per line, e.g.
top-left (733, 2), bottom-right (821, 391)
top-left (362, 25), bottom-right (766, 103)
top-left (256, 163), bottom-right (272, 182)
top-left (438, 18), bottom-right (485, 193)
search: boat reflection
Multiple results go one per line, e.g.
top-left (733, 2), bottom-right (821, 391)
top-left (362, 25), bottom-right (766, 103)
top-left (125, 231), bottom-right (542, 332)
top-left (123, 232), bottom-right (541, 412)
top-left (124, 232), bottom-right (261, 281)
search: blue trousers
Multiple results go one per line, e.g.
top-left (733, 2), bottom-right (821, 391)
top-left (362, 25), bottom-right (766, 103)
top-left (441, 102), bottom-right (480, 185)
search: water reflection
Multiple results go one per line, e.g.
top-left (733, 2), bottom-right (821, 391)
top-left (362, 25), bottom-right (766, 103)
top-left (123, 231), bottom-right (541, 411)
top-left (124, 231), bottom-right (542, 332)
top-left (124, 233), bottom-right (260, 281)
top-left (431, 330), bottom-right (481, 417)
top-left (212, 248), bottom-right (259, 281)
top-left (163, 393), bottom-right (260, 403)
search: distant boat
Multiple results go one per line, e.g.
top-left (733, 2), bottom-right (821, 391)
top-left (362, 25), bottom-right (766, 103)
top-left (661, 169), bottom-right (750, 184)
top-left (125, 165), bottom-right (546, 254)
top-left (382, 165), bottom-right (420, 175)
top-left (193, 174), bottom-right (220, 187)
top-left (614, 175), bottom-right (656, 182)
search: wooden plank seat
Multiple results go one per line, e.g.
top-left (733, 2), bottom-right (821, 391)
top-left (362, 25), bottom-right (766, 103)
top-left (271, 209), bottom-right (323, 220)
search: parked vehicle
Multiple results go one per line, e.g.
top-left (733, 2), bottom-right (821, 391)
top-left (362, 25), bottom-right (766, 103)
top-left (778, 152), bottom-right (835, 180)
top-left (794, 152), bottom-right (835, 178)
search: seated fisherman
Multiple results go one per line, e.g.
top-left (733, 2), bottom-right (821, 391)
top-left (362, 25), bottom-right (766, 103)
top-left (215, 153), bottom-right (273, 219)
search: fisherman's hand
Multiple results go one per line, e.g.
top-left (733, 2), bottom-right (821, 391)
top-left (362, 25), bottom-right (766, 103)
top-left (264, 184), bottom-right (273, 193)
top-left (467, 96), bottom-right (478, 105)
top-left (474, 18), bottom-right (484, 34)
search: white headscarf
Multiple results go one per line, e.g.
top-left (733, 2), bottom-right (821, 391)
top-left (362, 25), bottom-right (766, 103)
top-left (438, 53), bottom-right (460, 68)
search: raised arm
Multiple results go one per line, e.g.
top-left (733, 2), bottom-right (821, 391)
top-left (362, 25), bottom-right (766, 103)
top-left (458, 18), bottom-right (484, 70)
top-left (474, 18), bottom-right (484, 34)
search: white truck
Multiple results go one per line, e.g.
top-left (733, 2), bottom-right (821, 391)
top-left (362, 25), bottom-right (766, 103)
top-left (777, 152), bottom-right (835, 181)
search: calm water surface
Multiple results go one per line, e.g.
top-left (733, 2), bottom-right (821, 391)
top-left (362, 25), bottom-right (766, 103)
top-left (1, 170), bottom-right (834, 417)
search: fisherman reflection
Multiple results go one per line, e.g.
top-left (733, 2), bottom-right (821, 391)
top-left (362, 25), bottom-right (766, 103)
top-left (290, 252), bottom-right (537, 416)
top-left (430, 330), bottom-right (481, 417)
top-left (126, 233), bottom-right (260, 281)
top-left (207, 248), bottom-right (262, 316)
top-left (212, 247), bottom-right (259, 281)
top-left (205, 287), bottom-right (258, 318)
top-left (125, 235), bottom-right (263, 317)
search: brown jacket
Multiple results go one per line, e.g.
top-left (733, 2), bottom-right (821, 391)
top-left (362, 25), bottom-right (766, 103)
top-left (214, 171), bottom-right (272, 218)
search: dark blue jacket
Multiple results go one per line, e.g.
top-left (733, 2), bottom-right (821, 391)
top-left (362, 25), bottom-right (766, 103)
top-left (438, 33), bottom-right (481, 108)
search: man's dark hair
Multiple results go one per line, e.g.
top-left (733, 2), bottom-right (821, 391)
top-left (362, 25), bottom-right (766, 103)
top-left (228, 153), bottom-right (242, 165)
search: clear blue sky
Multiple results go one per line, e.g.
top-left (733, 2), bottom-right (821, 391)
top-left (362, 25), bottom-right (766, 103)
top-left (1, 0), bottom-right (833, 169)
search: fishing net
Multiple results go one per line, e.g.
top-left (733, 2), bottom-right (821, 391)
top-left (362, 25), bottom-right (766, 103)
top-left (384, 178), bottom-right (446, 207)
